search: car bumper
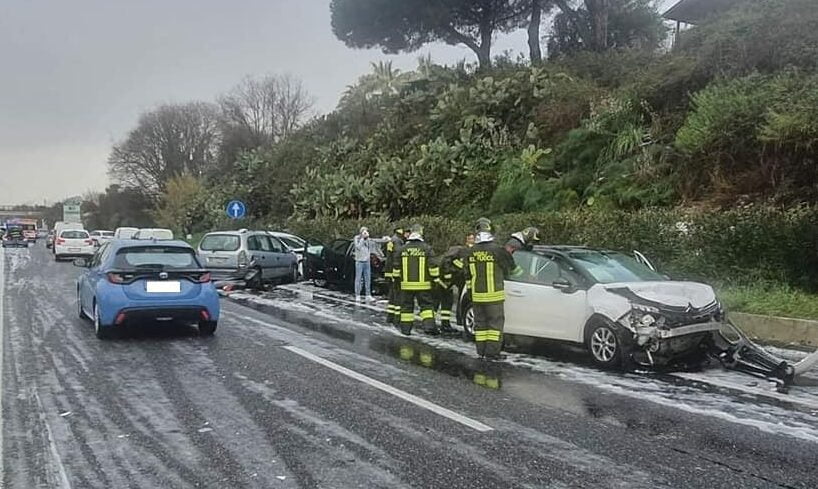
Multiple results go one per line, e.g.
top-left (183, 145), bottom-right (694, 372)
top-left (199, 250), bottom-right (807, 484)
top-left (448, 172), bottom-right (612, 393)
top-left (97, 285), bottom-right (221, 326)
top-left (2, 240), bottom-right (28, 248)
top-left (114, 306), bottom-right (214, 325)
top-left (54, 246), bottom-right (95, 256)
top-left (208, 268), bottom-right (251, 282)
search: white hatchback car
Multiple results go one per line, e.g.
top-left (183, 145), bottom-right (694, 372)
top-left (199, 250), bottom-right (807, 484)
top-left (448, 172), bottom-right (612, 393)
top-left (458, 246), bottom-right (725, 369)
top-left (54, 229), bottom-right (95, 261)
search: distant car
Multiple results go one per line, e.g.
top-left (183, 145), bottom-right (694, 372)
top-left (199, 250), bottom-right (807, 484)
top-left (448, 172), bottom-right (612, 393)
top-left (304, 238), bottom-right (387, 293)
top-left (2, 227), bottom-right (28, 248)
top-left (456, 246), bottom-right (726, 369)
top-left (75, 240), bottom-right (220, 339)
top-left (114, 227), bottom-right (139, 240)
top-left (37, 229), bottom-right (49, 239)
top-left (197, 230), bottom-right (298, 288)
top-left (268, 231), bottom-right (307, 278)
top-left (54, 229), bottom-right (95, 261)
top-left (133, 228), bottom-right (174, 240)
top-left (90, 230), bottom-right (115, 247)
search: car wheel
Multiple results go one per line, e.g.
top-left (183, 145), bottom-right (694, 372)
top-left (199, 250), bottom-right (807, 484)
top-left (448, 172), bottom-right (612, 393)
top-left (461, 304), bottom-right (476, 340)
top-left (94, 303), bottom-right (110, 340)
top-left (199, 321), bottom-right (217, 336)
top-left (288, 266), bottom-right (299, 284)
top-left (586, 320), bottom-right (626, 368)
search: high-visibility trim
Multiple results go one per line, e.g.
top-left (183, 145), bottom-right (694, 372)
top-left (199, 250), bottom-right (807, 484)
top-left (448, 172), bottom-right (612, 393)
top-left (439, 311), bottom-right (452, 320)
top-left (400, 313), bottom-right (415, 323)
top-left (401, 283), bottom-right (432, 291)
top-left (472, 290), bottom-right (505, 303)
top-left (387, 241), bottom-right (395, 252)
top-left (486, 262), bottom-right (496, 294)
top-left (384, 272), bottom-right (394, 278)
top-left (443, 273), bottom-right (453, 280)
top-left (474, 330), bottom-right (489, 342)
top-left (392, 268), bottom-right (401, 278)
top-left (510, 265), bottom-right (524, 277)
top-left (485, 330), bottom-right (502, 342)
top-left (419, 310), bottom-right (434, 320)
top-left (485, 378), bottom-right (500, 389)
top-left (453, 259), bottom-right (464, 269)
top-left (469, 263), bottom-right (477, 292)
top-left (402, 257), bottom-right (409, 283)
top-left (473, 374), bottom-right (486, 385)
top-left (419, 256), bottom-right (427, 283)
top-left (429, 266), bottom-right (440, 278)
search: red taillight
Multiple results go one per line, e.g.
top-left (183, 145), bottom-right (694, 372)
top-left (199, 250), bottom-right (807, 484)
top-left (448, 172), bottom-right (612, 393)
top-left (85, 240), bottom-right (93, 245)
top-left (200, 310), bottom-right (210, 321)
top-left (198, 272), bottom-right (212, 283)
top-left (107, 273), bottom-right (125, 284)
top-left (115, 312), bottom-right (127, 325)
top-left (56, 238), bottom-right (66, 245)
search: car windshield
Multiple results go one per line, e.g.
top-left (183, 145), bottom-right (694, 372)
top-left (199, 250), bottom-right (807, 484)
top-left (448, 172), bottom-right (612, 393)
top-left (61, 230), bottom-right (89, 239)
top-left (100, 231), bottom-right (115, 237)
top-left (114, 246), bottom-right (199, 270)
top-left (200, 234), bottom-right (241, 252)
top-left (568, 251), bottom-right (663, 284)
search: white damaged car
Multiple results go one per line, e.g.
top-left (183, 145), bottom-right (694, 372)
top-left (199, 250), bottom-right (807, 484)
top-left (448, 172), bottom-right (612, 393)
top-left (458, 246), bottom-right (726, 368)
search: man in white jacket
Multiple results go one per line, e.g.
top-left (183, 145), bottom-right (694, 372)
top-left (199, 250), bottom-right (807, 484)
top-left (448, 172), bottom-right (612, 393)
top-left (353, 227), bottom-right (387, 302)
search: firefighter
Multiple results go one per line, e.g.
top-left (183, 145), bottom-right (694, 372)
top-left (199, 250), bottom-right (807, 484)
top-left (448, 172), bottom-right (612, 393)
top-left (466, 218), bottom-right (523, 359)
top-left (505, 227), bottom-right (541, 254)
top-left (384, 225), bottom-right (406, 325)
top-left (393, 224), bottom-right (439, 336)
top-left (434, 233), bottom-right (475, 334)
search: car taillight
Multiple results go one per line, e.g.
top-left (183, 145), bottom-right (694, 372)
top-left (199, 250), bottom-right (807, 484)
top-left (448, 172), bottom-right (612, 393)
top-left (238, 250), bottom-right (248, 268)
top-left (107, 273), bottom-right (125, 284)
top-left (85, 240), bottom-right (93, 245)
top-left (56, 238), bottom-right (66, 245)
top-left (198, 272), bottom-right (211, 283)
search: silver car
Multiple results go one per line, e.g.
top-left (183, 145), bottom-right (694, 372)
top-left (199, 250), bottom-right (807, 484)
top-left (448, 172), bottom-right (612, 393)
top-left (197, 230), bottom-right (298, 287)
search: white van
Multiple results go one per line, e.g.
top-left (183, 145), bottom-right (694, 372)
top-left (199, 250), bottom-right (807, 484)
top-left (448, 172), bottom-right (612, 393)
top-left (114, 227), bottom-right (139, 240)
top-left (133, 228), bottom-right (174, 240)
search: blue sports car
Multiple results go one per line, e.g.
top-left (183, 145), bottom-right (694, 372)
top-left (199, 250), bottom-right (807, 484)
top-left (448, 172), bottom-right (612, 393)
top-left (75, 239), bottom-right (221, 339)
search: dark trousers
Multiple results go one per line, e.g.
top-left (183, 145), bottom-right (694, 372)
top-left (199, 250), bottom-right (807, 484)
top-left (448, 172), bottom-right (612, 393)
top-left (433, 283), bottom-right (454, 326)
top-left (473, 302), bottom-right (505, 358)
top-left (386, 278), bottom-right (401, 323)
top-left (400, 289), bottom-right (435, 334)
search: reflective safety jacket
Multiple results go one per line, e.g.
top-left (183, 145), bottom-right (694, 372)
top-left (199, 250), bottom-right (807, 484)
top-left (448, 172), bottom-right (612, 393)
top-left (441, 245), bottom-right (471, 286)
top-left (465, 242), bottom-right (521, 303)
top-left (384, 234), bottom-right (404, 279)
top-left (393, 239), bottom-right (439, 291)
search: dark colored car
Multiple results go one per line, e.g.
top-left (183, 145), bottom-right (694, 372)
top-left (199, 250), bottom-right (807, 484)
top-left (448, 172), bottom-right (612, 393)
top-left (304, 238), bottom-right (387, 294)
top-left (2, 227), bottom-right (28, 248)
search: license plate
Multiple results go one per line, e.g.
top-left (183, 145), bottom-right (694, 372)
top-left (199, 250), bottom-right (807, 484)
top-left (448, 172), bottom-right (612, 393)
top-left (69, 248), bottom-right (81, 252)
top-left (146, 281), bottom-right (181, 293)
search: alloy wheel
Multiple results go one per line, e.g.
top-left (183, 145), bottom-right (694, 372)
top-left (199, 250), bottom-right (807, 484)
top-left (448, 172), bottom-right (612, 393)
top-left (590, 327), bottom-right (617, 363)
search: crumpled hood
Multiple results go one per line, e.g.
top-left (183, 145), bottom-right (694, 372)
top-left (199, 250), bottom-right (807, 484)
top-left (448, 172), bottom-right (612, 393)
top-left (604, 281), bottom-right (717, 309)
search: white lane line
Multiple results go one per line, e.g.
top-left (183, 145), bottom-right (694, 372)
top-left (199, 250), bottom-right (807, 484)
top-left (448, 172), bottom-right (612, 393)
top-left (33, 391), bottom-right (71, 489)
top-left (0, 247), bottom-right (5, 485)
top-left (283, 345), bottom-right (493, 433)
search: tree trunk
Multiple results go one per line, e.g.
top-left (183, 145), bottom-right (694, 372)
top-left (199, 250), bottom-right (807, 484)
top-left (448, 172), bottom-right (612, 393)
top-left (586, 0), bottom-right (610, 52)
top-left (477, 17), bottom-right (493, 69)
top-left (528, 0), bottom-right (543, 63)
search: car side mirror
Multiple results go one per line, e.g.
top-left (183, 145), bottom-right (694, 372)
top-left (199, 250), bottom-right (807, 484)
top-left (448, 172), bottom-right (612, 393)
top-left (552, 278), bottom-right (574, 293)
top-left (73, 258), bottom-right (90, 268)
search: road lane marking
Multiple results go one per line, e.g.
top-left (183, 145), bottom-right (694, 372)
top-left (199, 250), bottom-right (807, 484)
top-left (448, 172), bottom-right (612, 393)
top-left (283, 345), bottom-right (493, 432)
top-left (33, 391), bottom-right (71, 489)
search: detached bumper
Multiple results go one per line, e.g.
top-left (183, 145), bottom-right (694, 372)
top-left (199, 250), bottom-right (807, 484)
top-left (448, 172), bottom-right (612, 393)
top-left (655, 322), bottom-right (723, 339)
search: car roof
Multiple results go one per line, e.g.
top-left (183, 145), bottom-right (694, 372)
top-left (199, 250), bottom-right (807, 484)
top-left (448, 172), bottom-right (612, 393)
top-left (111, 239), bottom-right (193, 250)
top-left (531, 245), bottom-right (620, 255)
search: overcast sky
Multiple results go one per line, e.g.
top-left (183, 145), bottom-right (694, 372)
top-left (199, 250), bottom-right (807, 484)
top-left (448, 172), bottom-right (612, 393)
top-left (0, 0), bottom-right (675, 205)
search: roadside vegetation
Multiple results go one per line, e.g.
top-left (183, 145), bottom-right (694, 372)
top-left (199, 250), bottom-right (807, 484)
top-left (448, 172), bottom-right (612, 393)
top-left (50, 0), bottom-right (818, 319)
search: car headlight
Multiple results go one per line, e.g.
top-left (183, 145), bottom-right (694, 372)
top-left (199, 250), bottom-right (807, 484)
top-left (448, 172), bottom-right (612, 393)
top-left (628, 308), bottom-right (665, 329)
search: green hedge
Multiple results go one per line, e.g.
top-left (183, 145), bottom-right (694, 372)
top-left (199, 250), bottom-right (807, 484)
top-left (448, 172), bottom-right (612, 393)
top-left (284, 207), bottom-right (818, 290)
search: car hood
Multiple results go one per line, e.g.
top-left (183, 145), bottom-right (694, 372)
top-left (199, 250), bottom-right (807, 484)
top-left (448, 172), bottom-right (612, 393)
top-left (589, 281), bottom-right (719, 324)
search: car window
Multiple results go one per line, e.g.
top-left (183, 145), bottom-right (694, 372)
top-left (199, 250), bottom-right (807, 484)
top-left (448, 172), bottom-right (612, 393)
top-left (510, 251), bottom-right (582, 287)
top-left (113, 246), bottom-right (199, 269)
top-left (61, 230), bottom-right (89, 239)
top-left (267, 236), bottom-right (284, 253)
top-left (200, 234), bottom-right (240, 252)
top-left (101, 231), bottom-right (115, 237)
top-left (331, 239), bottom-right (350, 255)
top-left (248, 234), bottom-right (273, 252)
top-left (568, 251), bottom-right (663, 284)
top-left (278, 235), bottom-right (304, 249)
top-left (91, 243), bottom-right (109, 267)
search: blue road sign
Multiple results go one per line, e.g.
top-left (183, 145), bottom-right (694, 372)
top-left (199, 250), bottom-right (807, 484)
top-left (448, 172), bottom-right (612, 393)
top-left (226, 200), bottom-right (247, 219)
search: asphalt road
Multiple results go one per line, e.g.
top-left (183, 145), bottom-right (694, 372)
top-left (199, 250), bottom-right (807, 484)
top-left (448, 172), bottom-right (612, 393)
top-left (2, 244), bottom-right (818, 488)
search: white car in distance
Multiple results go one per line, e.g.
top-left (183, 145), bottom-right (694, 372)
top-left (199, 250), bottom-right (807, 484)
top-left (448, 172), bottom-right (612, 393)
top-left (54, 229), bottom-right (95, 261)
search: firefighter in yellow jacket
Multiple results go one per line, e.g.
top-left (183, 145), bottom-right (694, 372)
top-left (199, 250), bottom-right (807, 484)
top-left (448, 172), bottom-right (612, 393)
top-left (465, 218), bottom-right (523, 359)
top-left (393, 224), bottom-right (440, 336)
top-left (384, 225), bottom-right (408, 325)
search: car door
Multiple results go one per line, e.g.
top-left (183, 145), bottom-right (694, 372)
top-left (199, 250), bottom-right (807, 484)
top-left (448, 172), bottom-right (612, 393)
top-left (504, 251), bottom-right (589, 343)
top-left (266, 235), bottom-right (289, 278)
top-left (82, 243), bottom-right (110, 313)
top-left (246, 234), bottom-right (272, 279)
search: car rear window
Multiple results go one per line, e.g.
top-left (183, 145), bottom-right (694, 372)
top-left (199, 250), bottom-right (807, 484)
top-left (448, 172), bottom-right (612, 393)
top-left (200, 234), bottom-right (240, 252)
top-left (114, 246), bottom-right (200, 269)
top-left (101, 231), bottom-right (115, 237)
top-left (61, 230), bottom-right (89, 239)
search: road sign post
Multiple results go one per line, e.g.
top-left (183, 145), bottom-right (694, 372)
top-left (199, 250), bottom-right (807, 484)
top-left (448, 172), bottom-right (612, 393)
top-left (226, 200), bottom-right (247, 220)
